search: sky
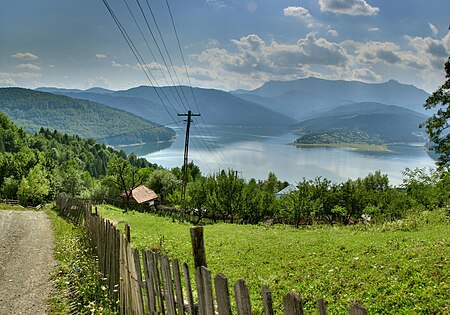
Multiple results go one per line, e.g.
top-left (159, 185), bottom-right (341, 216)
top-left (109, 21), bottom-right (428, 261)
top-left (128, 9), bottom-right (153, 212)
top-left (0, 0), bottom-right (449, 93)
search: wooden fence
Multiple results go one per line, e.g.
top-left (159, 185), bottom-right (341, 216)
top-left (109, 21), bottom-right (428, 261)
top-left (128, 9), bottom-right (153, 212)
top-left (56, 194), bottom-right (368, 315)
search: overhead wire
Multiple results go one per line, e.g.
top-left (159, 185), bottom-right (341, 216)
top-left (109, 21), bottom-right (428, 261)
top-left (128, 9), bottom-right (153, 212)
top-left (102, 0), bottom-right (178, 124)
top-left (133, 0), bottom-right (226, 169)
top-left (164, 0), bottom-right (232, 167)
top-left (102, 0), bottom-right (229, 172)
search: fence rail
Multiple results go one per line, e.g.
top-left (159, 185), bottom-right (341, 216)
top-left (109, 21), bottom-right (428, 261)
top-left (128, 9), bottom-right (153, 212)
top-left (56, 194), bottom-right (368, 315)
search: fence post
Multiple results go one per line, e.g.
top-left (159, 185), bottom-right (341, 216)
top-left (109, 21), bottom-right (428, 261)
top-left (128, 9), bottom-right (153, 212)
top-left (190, 226), bottom-right (206, 268)
top-left (283, 292), bottom-right (304, 315)
top-left (234, 279), bottom-right (252, 315)
top-left (317, 298), bottom-right (327, 315)
top-left (349, 303), bottom-right (367, 315)
top-left (261, 285), bottom-right (274, 315)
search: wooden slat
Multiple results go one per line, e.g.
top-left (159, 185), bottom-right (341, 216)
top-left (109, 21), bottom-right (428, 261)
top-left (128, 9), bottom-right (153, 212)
top-left (172, 259), bottom-right (185, 315)
top-left (261, 285), bottom-right (274, 315)
top-left (201, 266), bottom-right (215, 315)
top-left (214, 273), bottom-right (232, 315)
top-left (348, 303), bottom-right (367, 315)
top-left (183, 263), bottom-right (195, 315)
top-left (161, 256), bottom-right (177, 315)
top-left (317, 298), bottom-right (327, 315)
top-left (234, 279), bottom-right (252, 315)
top-left (142, 250), bottom-right (156, 314)
top-left (195, 267), bottom-right (205, 315)
top-left (154, 253), bottom-right (165, 314)
top-left (126, 240), bottom-right (145, 314)
top-left (283, 292), bottom-right (303, 315)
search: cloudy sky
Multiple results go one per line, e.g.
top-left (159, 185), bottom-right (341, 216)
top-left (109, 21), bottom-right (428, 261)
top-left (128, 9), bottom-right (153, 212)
top-left (1, 0), bottom-right (449, 92)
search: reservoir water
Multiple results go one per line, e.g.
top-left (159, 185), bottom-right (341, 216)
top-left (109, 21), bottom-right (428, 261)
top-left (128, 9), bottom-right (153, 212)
top-left (122, 126), bottom-right (436, 186)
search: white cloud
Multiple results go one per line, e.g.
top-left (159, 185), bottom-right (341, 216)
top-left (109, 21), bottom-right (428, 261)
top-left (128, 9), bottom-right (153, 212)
top-left (195, 33), bottom-right (350, 89)
top-left (191, 30), bottom-right (450, 91)
top-left (283, 6), bottom-right (320, 28)
top-left (328, 29), bottom-right (339, 37)
top-left (111, 61), bottom-right (133, 68)
top-left (428, 23), bottom-right (438, 36)
top-left (16, 63), bottom-right (41, 71)
top-left (95, 53), bottom-right (107, 59)
top-left (368, 27), bottom-right (380, 32)
top-left (206, 0), bottom-right (225, 8)
top-left (351, 68), bottom-right (382, 82)
top-left (0, 78), bottom-right (17, 86)
top-left (0, 72), bottom-right (41, 79)
top-left (319, 0), bottom-right (379, 16)
top-left (11, 52), bottom-right (39, 61)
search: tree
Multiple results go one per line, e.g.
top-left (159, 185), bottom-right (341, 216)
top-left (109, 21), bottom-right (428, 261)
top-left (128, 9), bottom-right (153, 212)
top-left (106, 156), bottom-right (150, 205)
top-left (17, 164), bottom-right (50, 206)
top-left (422, 56), bottom-right (450, 169)
top-left (146, 168), bottom-right (179, 202)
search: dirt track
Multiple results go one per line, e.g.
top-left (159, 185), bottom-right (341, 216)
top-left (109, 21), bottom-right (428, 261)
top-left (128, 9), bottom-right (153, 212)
top-left (0, 210), bottom-right (55, 314)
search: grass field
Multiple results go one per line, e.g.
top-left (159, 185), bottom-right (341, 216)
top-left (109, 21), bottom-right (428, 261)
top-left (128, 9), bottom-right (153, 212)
top-left (97, 205), bottom-right (449, 314)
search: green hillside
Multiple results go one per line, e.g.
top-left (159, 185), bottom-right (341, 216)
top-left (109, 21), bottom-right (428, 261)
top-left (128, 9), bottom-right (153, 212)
top-left (0, 88), bottom-right (175, 146)
top-left (291, 102), bottom-right (428, 144)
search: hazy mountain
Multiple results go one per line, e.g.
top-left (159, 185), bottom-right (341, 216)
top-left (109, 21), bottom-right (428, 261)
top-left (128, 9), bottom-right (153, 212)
top-left (233, 77), bottom-right (430, 120)
top-left (0, 88), bottom-right (175, 146)
top-left (291, 102), bottom-right (428, 143)
top-left (84, 87), bottom-right (114, 94)
top-left (42, 85), bottom-right (297, 127)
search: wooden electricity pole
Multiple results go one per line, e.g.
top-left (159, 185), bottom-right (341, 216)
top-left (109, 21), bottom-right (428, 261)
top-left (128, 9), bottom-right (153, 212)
top-left (178, 110), bottom-right (200, 221)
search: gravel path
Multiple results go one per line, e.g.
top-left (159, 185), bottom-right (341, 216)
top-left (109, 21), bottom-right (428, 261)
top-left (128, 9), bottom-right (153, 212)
top-left (0, 210), bottom-right (56, 314)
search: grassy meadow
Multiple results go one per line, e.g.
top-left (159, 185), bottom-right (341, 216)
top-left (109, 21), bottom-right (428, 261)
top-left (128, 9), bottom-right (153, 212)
top-left (98, 205), bottom-right (449, 314)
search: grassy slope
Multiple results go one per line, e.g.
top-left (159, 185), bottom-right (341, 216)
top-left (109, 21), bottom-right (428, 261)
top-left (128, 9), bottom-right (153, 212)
top-left (98, 205), bottom-right (449, 314)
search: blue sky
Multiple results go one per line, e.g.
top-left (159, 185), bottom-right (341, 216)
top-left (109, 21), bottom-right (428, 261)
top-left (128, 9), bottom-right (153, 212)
top-left (0, 0), bottom-right (449, 92)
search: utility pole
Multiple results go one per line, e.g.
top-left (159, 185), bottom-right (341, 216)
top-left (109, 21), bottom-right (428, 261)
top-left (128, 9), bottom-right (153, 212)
top-left (178, 110), bottom-right (200, 221)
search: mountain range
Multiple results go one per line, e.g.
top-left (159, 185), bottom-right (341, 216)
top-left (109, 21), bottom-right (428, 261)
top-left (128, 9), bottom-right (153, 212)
top-left (28, 77), bottom-right (432, 145)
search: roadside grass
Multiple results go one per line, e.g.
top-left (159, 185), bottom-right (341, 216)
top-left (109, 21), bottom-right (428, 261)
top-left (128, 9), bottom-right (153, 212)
top-left (46, 205), bottom-right (118, 314)
top-left (0, 203), bottom-right (32, 211)
top-left (98, 204), bottom-right (449, 314)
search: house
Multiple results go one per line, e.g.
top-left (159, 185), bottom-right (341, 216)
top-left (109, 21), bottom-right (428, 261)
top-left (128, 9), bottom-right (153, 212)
top-left (275, 184), bottom-right (298, 199)
top-left (120, 185), bottom-right (158, 206)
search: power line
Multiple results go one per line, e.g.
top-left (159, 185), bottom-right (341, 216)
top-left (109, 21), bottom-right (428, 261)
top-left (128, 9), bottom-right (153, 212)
top-left (102, 0), bottom-right (230, 171)
top-left (102, 0), bottom-right (179, 124)
top-left (164, 0), bottom-right (232, 167)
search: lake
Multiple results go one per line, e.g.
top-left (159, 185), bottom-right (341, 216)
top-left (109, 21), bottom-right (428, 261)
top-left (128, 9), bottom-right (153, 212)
top-left (121, 126), bottom-right (437, 186)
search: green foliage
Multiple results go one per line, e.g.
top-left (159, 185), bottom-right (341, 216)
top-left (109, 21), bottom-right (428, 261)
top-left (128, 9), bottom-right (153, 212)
top-left (146, 168), bottom-right (179, 202)
top-left (296, 131), bottom-right (383, 145)
top-left (0, 113), bottom-right (156, 205)
top-left (17, 164), bottom-right (50, 206)
top-left (1, 176), bottom-right (19, 199)
top-left (422, 57), bottom-right (450, 169)
top-left (47, 206), bottom-right (118, 314)
top-left (0, 87), bottom-right (175, 146)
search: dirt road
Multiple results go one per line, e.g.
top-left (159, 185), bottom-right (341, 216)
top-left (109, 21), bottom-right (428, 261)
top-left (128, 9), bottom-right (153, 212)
top-left (0, 210), bottom-right (55, 314)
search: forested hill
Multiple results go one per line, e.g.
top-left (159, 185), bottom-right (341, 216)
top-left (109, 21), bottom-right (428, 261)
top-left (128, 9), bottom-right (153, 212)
top-left (0, 112), bottom-right (156, 204)
top-left (291, 102), bottom-right (428, 144)
top-left (0, 88), bottom-right (175, 146)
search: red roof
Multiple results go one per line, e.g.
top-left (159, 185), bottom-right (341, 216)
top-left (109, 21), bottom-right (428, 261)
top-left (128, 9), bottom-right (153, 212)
top-left (120, 185), bottom-right (158, 204)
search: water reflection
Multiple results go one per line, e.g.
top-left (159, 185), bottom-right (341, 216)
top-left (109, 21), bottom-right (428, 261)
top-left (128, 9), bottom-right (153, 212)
top-left (120, 126), bottom-right (437, 186)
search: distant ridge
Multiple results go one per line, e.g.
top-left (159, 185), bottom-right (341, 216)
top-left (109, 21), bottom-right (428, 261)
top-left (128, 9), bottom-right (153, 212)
top-left (291, 102), bottom-right (428, 143)
top-left (39, 85), bottom-right (297, 128)
top-left (233, 77), bottom-right (429, 119)
top-left (0, 88), bottom-right (175, 146)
